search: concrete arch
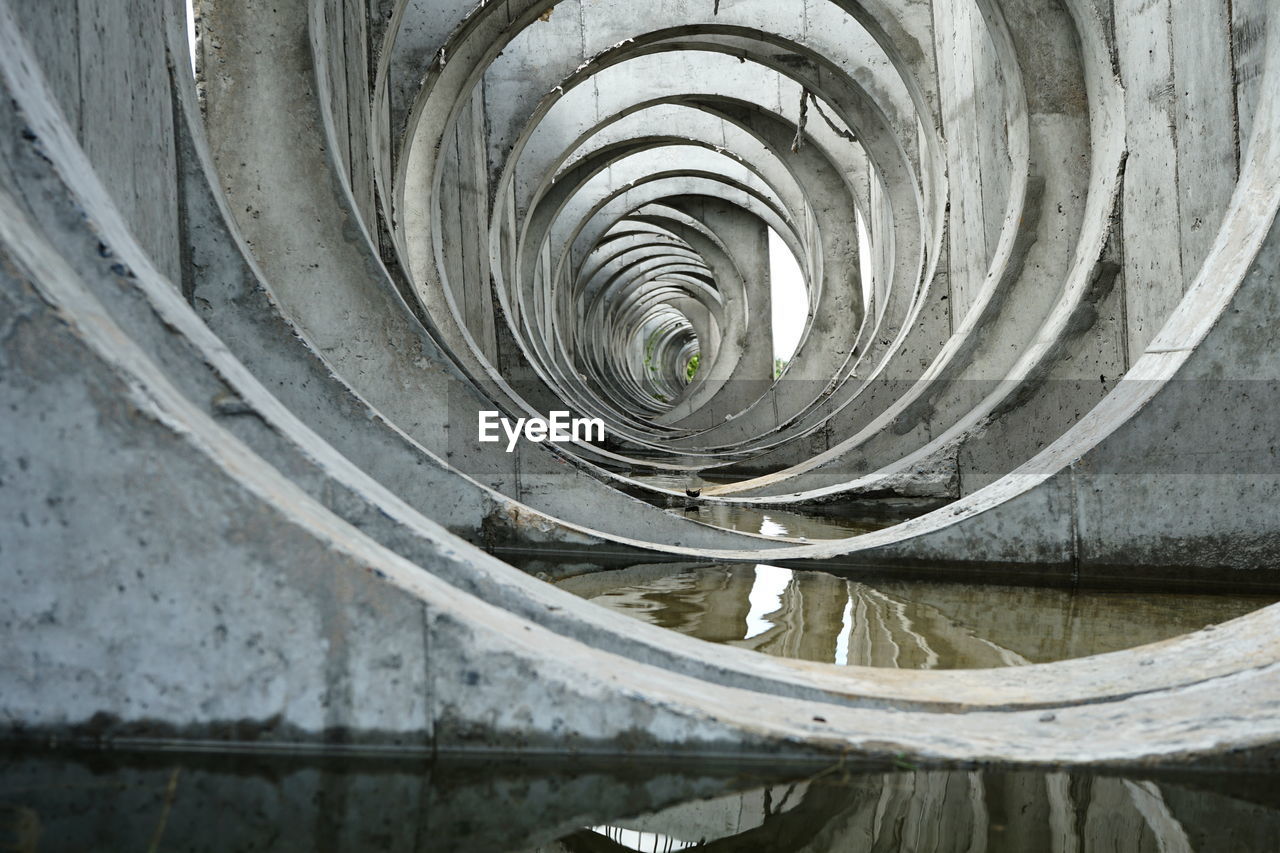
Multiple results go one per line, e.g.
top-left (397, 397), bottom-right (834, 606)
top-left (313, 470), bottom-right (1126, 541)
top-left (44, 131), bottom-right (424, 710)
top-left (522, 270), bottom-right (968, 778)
top-left (2, 0), bottom-right (1279, 771)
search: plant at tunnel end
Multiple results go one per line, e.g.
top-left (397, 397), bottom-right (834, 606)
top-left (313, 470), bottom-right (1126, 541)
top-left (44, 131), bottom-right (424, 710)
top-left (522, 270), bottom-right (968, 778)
top-left (685, 352), bottom-right (700, 381)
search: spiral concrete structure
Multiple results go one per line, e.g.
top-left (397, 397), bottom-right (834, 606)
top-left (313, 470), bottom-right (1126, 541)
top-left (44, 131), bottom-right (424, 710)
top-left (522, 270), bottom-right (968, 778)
top-left (1, 0), bottom-right (1278, 764)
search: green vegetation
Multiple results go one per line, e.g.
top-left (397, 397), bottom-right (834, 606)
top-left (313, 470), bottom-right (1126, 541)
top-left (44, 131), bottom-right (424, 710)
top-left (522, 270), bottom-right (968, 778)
top-left (774, 357), bottom-right (789, 379)
top-left (685, 352), bottom-right (700, 381)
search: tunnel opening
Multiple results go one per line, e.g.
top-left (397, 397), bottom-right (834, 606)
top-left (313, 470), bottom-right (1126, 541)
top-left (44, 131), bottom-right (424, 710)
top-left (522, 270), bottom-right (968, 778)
top-left (768, 225), bottom-right (807, 377)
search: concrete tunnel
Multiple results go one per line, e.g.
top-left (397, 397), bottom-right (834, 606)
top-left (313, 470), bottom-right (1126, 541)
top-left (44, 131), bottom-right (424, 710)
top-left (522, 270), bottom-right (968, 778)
top-left (1, 0), bottom-right (1279, 770)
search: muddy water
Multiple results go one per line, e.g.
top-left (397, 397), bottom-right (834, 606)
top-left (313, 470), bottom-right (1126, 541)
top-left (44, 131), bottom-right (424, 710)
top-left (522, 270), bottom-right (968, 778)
top-left (670, 503), bottom-right (895, 539)
top-left (557, 562), bottom-right (1277, 669)
top-left (4, 750), bottom-right (1277, 851)
top-left (626, 472), bottom-right (940, 540)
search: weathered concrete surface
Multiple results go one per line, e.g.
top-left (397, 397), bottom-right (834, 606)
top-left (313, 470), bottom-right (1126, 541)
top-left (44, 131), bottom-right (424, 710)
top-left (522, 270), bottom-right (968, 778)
top-left (194, 0), bottom-right (807, 550)
top-left (3, 0), bottom-right (1280, 766)
top-left (7, 139), bottom-right (1278, 760)
top-left (9, 0), bottom-right (183, 287)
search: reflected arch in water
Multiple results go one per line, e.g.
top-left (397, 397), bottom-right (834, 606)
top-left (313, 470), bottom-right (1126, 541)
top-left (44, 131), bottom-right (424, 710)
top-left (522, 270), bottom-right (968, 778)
top-left (6, 751), bottom-right (1276, 852)
top-left (555, 562), bottom-right (1276, 670)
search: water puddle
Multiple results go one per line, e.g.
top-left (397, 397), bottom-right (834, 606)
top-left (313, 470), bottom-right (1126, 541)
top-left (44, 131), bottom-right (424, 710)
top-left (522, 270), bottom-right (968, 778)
top-left (556, 562), bottom-right (1277, 668)
top-left (670, 504), bottom-right (895, 539)
top-left (625, 472), bottom-right (741, 491)
top-left (3, 750), bottom-right (1277, 851)
top-left (624, 473), bottom-right (942, 540)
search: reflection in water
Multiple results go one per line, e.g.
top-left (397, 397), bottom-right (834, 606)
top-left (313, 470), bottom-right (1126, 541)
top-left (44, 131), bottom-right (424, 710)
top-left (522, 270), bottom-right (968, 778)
top-left (626, 473), bottom-right (939, 540)
top-left (2, 750), bottom-right (1277, 851)
top-left (587, 825), bottom-right (699, 851)
top-left (674, 504), bottom-right (894, 540)
top-left (625, 473), bottom-right (741, 491)
top-left (557, 563), bottom-right (1276, 668)
top-left (563, 770), bottom-right (1280, 853)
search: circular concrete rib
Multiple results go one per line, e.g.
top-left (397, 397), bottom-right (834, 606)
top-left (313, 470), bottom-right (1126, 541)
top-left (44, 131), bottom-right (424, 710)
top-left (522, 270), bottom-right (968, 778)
top-left (1, 0), bottom-right (1279, 767)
